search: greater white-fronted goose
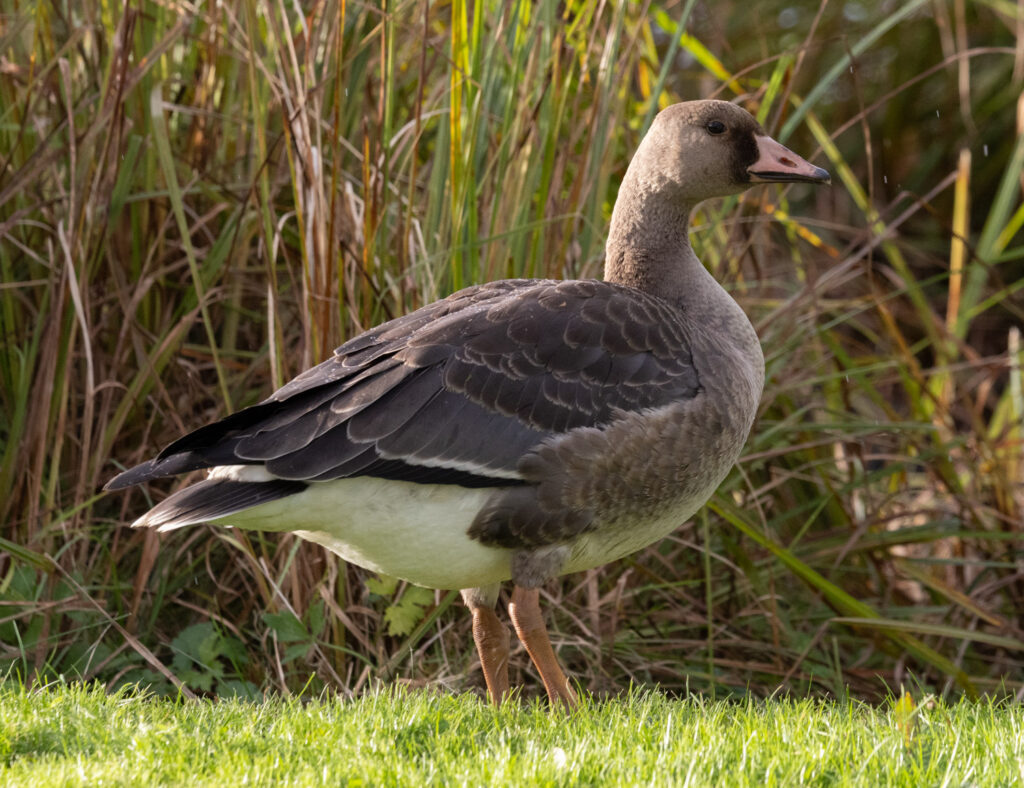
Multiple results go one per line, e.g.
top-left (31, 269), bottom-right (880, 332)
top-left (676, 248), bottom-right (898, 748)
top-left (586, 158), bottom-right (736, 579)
top-left (106, 100), bottom-right (829, 707)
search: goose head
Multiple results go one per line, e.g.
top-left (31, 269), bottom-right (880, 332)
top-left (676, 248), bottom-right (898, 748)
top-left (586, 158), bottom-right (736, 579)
top-left (623, 99), bottom-right (830, 204)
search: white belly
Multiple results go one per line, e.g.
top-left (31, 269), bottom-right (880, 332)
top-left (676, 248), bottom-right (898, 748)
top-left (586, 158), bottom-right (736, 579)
top-left (200, 468), bottom-right (700, 591)
top-left (210, 476), bottom-right (513, 590)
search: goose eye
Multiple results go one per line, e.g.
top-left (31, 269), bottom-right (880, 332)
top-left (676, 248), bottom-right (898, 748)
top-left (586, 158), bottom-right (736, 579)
top-left (706, 120), bottom-right (726, 135)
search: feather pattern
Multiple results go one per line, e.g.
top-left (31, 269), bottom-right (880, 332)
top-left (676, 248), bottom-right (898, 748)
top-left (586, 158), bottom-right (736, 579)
top-left (105, 278), bottom-right (701, 492)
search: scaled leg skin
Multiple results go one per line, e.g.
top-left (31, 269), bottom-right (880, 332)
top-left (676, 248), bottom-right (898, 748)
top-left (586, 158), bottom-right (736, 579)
top-left (463, 589), bottom-right (510, 705)
top-left (508, 585), bottom-right (576, 709)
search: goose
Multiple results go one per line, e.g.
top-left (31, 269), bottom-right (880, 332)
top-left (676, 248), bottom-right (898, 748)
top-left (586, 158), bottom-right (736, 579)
top-left (105, 100), bottom-right (829, 707)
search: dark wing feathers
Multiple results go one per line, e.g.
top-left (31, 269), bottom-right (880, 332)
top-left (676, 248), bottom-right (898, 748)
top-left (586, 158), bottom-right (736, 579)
top-left (373, 389), bottom-right (470, 460)
top-left (140, 479), bottom-right (309, 528)
top-left (345, 367), bottom-right (442, 442)
top-left (264, 424), bottom-right (370, 480)
top-left (105, 279), bottom-right (700, 492)
top-left (236, 401), bottom-right (343, 460)
top-left (308, 445), bottom-right (379, 481)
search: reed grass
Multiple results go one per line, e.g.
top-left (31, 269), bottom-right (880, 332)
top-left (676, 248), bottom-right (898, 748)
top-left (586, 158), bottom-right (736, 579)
top-left (0, 0), bottom-right (1022, 703)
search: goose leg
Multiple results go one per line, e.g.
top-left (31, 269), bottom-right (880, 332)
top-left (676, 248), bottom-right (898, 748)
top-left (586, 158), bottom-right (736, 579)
top-left (463, 589), bottom-right (510, 705)
top-left (508, 585), bottom-right (576, 708)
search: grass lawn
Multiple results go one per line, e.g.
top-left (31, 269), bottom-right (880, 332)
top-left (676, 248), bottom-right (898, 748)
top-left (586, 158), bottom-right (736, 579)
top-left (2, 682), bottom-right (1021, 787)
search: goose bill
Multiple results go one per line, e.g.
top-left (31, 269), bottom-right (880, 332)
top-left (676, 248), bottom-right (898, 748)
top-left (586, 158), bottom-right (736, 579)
top-left (747, 134), bottom-right (831, 184)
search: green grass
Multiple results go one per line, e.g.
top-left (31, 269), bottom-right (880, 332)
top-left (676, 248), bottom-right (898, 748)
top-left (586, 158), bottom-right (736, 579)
top-left (4, 679), bottom-right (1019, 781)
top-left (2, 681), bottom-right (1022, 787)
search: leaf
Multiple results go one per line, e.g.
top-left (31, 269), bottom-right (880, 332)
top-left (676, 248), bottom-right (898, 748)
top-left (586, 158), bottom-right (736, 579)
top-left (830, 618), bottom-right (1024, 651)
top-left (171, 622), bottom-right (218, 665)
top-left (891, 691), bottom-right (917, 746)
top-left (0, 536), bottom-right (51, 571)
top-left (262, 611), bottom-right (309, 643)
top-left (218, 679), bottom-right (262, 701)
top-left (217, 634), bottom-right (250, 666)
top-left (306, 600), bottom-right (326, 635)
top-left (383, 586), bottom-right (435, 637)
top-left (365, 575), bottom-right (399, 597)
top-left (283, 643), bottom-right (310, 664)
top-left (198, 632), bottom-right (227, 666)
top-left (179, 668), bottom-right (215, 693)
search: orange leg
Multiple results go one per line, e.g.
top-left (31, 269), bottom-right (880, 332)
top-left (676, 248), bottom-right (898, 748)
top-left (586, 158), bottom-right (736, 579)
top-left (470, 605), bottom-right (510, 705)
top-left (508, 585), bottom-right (576, 709)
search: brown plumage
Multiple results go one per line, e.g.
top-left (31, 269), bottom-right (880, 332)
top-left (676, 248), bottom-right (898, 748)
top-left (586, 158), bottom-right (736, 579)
top-left (105, 99), bottom-right (829, 707)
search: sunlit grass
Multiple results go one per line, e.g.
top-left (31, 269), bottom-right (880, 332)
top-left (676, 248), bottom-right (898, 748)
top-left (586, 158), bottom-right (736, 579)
top-left (2, 681), bottom-right (1022, 787)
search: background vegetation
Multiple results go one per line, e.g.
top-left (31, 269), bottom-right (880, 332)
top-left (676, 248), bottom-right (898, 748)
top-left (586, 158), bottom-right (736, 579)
top-left (0, 0), bottom-right (1022, 702)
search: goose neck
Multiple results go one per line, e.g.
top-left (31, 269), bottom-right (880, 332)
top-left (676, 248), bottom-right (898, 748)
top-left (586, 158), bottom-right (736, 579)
top-left (603, 180), bottom-right (703, 304)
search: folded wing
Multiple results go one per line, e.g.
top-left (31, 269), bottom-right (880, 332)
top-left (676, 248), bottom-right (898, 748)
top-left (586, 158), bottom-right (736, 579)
top-left (106, 279), bottom-right (700, 491)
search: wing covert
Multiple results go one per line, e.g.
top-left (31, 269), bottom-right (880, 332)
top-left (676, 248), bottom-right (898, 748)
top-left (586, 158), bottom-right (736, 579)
top-left (110, 278), bottom-right (701, 489)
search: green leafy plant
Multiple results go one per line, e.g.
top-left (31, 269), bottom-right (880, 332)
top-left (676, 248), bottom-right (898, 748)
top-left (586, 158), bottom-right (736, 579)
top-left (366, 577), bottom-right (437, 639)
top-left (170, 622), bottom-right (258, 700)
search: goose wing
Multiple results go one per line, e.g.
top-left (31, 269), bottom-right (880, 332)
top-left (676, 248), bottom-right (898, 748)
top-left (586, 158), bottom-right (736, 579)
top-left (105, 279), bottom-right (700, 490)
